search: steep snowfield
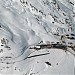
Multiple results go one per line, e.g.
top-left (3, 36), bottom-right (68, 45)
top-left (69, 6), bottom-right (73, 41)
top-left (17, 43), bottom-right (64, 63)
top-left (0, 0), bottom-right (75, 75)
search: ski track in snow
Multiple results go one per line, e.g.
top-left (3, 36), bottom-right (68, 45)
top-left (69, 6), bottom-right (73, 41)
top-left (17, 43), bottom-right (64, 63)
top-left (0, 0), bottom-right (75, 75)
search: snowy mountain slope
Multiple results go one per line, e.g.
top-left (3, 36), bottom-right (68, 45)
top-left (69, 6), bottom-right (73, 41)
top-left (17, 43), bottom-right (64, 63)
top-left (0, 0), bottom-right (75, 75)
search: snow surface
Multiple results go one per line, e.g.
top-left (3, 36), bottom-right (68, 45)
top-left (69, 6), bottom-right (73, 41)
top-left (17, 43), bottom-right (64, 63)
top-left (0, 0), bottom-right (75, 75)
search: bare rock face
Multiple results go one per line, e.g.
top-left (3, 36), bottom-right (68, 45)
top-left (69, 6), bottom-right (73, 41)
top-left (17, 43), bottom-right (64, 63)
top-left (0, 0), bottom-right (75, 75)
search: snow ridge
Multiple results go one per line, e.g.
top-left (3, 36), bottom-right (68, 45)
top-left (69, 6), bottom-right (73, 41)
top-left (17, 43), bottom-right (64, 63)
top-left (0, 0), bottom-right (75, 75)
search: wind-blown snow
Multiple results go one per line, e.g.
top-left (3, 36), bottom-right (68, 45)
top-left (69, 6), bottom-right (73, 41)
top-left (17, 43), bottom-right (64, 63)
top-left (0, 0), bottom-right (75, 75)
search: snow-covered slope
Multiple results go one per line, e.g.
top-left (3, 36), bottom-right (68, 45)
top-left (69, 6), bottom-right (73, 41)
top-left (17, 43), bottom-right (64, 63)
top-left (0, 0), bottom-right (75, 75)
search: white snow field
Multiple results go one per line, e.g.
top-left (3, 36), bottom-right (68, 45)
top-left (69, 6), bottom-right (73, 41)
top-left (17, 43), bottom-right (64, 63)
top-left (0, 0), bottom-right (75, 75)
